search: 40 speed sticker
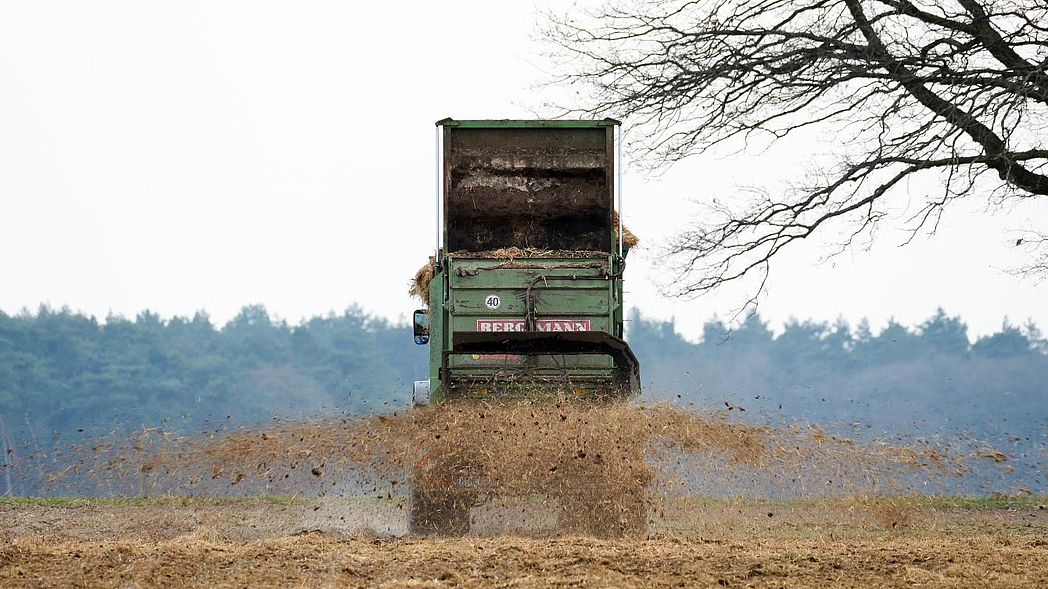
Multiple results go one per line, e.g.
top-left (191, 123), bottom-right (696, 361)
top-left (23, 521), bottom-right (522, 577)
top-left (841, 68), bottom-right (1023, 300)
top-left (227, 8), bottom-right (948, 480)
top-left (484, 294), bottom-right (501, 309)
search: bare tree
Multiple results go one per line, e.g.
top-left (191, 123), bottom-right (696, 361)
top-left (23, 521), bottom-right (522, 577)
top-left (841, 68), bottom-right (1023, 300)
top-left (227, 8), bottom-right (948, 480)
top-left (544, 0), bottom-right (1048, 295)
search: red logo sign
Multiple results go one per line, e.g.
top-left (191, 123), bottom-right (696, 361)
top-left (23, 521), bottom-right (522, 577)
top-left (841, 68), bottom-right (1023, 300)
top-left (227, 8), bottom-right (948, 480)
top-left (476, 319), bottom-right (592, 332)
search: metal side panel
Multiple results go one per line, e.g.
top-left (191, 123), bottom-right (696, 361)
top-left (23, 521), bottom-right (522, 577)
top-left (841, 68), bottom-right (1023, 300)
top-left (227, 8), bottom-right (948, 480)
top-left (447, 257), bottom-right (614, 328)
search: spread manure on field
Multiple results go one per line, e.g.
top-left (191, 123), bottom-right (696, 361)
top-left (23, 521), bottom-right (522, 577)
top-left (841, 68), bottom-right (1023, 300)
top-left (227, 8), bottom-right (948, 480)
top-left (44, 397), bottom-right (1021, 537)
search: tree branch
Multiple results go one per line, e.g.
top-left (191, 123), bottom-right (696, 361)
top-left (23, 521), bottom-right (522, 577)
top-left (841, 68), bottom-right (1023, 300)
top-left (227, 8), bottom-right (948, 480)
top-left (543, 0), bottom-right (1048, 294)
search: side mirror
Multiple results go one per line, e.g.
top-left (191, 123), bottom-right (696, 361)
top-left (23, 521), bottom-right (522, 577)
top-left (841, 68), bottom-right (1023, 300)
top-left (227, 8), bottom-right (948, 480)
top-left (413, 309), bottom-right (430, 345)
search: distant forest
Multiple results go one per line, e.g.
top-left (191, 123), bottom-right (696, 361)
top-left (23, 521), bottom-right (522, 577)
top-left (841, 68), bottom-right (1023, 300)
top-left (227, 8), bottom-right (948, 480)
top-left (2, 304), bottom-right (1046, 494)
top-left (629, 309), bottom-right (1047, 438)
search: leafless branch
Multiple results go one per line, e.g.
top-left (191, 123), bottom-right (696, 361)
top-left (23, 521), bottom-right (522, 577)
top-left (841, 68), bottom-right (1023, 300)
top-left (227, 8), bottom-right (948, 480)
top-left (1011, 231), bottom-right (1048, 280)
top-left (542, 0), bottom-right (1048, 295)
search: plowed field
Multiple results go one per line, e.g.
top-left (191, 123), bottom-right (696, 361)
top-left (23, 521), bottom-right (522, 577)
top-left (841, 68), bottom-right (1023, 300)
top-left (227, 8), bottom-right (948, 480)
top-left (3, 497), bottom-right (1046, 588)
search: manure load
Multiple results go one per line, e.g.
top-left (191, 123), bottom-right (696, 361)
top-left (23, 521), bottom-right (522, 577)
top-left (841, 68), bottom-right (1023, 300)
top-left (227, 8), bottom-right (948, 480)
top-left (443, 121), bottom-right (615, 253)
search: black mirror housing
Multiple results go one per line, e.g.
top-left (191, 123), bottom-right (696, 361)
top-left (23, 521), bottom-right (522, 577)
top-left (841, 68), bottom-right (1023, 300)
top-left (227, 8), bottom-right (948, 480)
top-left (413, 309), bottom-right (430, 345)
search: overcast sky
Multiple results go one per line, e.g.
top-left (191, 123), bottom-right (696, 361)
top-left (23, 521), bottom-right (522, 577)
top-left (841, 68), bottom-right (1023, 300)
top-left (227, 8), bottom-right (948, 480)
top-left (2, 1), bottom-right (1046, 341)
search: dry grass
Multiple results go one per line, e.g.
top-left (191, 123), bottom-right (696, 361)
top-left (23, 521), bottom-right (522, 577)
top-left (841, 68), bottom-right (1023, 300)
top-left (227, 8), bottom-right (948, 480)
top-left (3, 522), bottom-right (1047, 588)
top-left (408, 256), bottom-right (435, 306)
top-left (615, 211), bottom-right (639, 248)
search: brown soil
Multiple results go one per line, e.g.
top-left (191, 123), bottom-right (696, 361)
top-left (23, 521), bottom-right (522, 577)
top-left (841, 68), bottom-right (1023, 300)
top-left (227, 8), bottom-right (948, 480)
top-left (2, 498), bottom-right (1046, 588)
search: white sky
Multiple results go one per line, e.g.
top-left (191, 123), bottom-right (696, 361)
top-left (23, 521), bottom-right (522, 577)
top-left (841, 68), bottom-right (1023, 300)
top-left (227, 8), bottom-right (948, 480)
top-left (1, 1), bottom-right (1045, 341)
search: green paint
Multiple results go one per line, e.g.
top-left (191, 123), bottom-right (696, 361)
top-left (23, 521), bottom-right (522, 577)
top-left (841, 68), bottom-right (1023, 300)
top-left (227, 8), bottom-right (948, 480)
top-left (416, 119), bottom-right (637, 403)
top-left (427, 253), bottom-right (626, 402)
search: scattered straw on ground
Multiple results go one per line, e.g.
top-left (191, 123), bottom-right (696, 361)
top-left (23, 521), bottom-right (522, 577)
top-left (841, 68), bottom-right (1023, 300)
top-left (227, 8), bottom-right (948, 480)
top-left (2, 504), bottom-right (1047, 589)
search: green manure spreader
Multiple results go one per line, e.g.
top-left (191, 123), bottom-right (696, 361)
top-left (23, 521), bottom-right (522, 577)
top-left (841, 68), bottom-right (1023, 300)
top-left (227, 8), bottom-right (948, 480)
top-left (407, 118), bottom-right (643, 534)
top-left (411, 118), bottom-right (640, 404)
